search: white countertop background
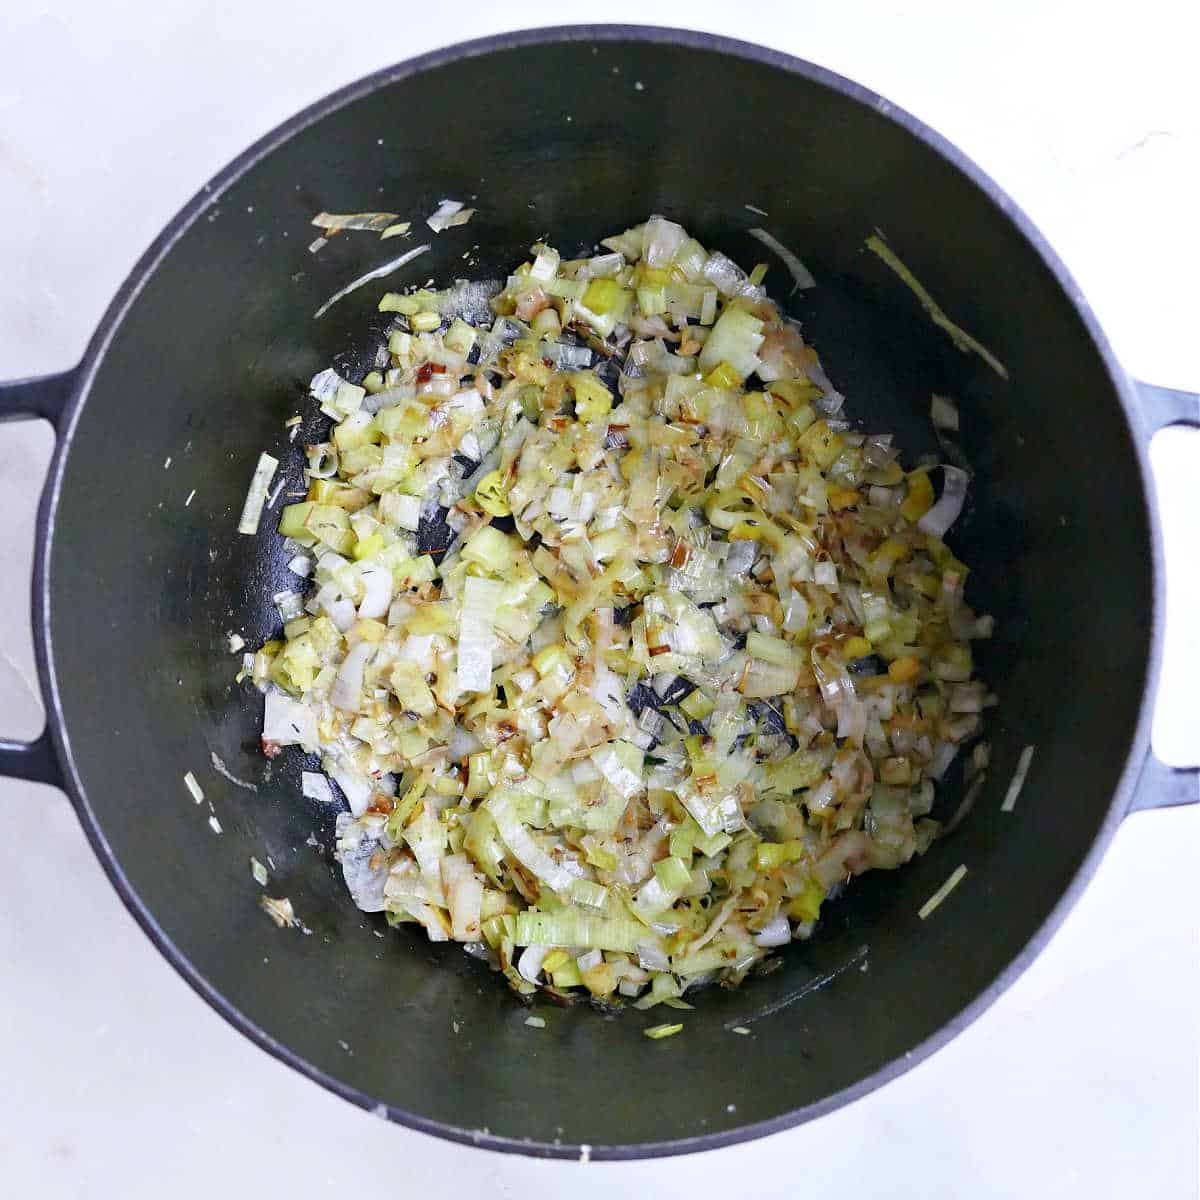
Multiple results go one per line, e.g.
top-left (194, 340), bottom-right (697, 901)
top-left (1, 1), bottom-right (1196, 1195)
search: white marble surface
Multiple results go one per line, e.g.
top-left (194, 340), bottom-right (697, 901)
top-left (0, 2), bottom-right (1196, 1195)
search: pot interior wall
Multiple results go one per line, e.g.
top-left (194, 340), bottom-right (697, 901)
top-left (48, 32), bottom-right (1151, 1151)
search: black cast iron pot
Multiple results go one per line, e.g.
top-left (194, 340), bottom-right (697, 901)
top-left (1, 26), bottom-right (1196, 1160)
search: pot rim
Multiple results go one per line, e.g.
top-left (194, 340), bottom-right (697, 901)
top-left (31, 24), bottom-right (1164, 1160)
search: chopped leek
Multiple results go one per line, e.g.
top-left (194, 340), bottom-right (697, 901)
top-left (918, 864), bottom-right (968, 919)
top-left (1001, 744), bottom-right (1035, 813)
top-left (426, 200), bottom-right (474, 232)
top-left (237, 212), bottom-right (995, 1013)
top-left (313, 244), bottom-right (431, 319)
top-left (237, 452), bottom-right (279, 535)
top-left (748, 227), bottom-right (816, 292)
top-left (515, 910), bottom-right (651, 953)
top-left (260, 895), bottom-right (298, 928)
top-left (865, 232), bottom-right (1008, 380)
top-left (697, 308), bottom-right (764, 380)
top-left (311, 211), bottom-right (400, 233)
top-left (643, 1023), bottom-right (684, 1040)
top-left (456, 576), bottom-right (504, 693)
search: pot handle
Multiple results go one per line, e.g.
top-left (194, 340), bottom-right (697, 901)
top-left (1126, 379), bottom-right (1200, 814)
top-left (1132, 381), bottom-right (1200, 436)
top-left (1128, 754), bottom-right (1198, 814)
top-left (0, 369), bottom-right (77, 789)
